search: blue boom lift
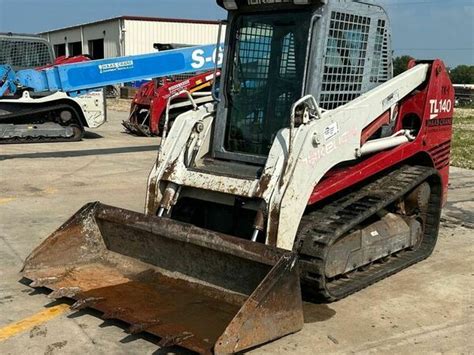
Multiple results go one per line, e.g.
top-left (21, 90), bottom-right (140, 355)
top-left (0, 43), bottom-right (221, 143)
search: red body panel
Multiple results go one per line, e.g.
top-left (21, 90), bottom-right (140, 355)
top-left (360, 110), bottom-right (391, 145)
top-left (131, 71), bottom-right (220, 135)
top-left (309, 60), bottom-right (454, 206)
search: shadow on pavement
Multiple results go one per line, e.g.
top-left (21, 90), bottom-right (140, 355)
top-left (83, 131), bottom-right (104, 139)
top-left (0, 145), bottom-right (160, 161)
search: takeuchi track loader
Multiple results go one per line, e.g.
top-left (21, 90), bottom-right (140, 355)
top-left (21, 0), bottom-right (454, 353)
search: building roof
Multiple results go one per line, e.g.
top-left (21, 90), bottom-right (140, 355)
top-left (1, 32), bottom-right (43, 39)
top-left (39, 15), bottom-right (221, 34)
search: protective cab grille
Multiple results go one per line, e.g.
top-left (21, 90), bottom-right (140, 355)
top-left (227, 21), bottom-right (273, 153)
top-left (370, 19), bottom-right (391, 83)
top-left (319, 11), bottom-right (371, 110)
top-left (0, 38), bottom-right (53, 70)
top-left (225, 12), bottom-right (309, 156)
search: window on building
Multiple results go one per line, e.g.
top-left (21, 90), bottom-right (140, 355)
top-left (54, 43), bottom-right (66, 57)
top-left (68, 42), bottom-right (82, 56)
top-left (88, 39), bottom-right (104, 59)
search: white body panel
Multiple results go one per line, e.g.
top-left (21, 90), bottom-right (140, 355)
top-left (270, 64), bottom-right (429, 250)
top-left (146, 64), bottom-right (429, 251)
top-left (0, 90), bottom-right (106, 129)
top-left (72, 90), bottom-right (106, 128)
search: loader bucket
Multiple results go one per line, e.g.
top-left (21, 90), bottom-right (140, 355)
top-left (22, 202), bottom-right (303, 354)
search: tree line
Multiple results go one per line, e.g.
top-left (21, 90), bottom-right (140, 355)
top-left (393, 56), bottom-right (474, 84)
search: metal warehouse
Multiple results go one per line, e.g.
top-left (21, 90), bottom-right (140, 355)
top-left (40, 16), bottom-right (222, 59)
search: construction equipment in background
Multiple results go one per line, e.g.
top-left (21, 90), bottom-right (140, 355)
top-left (0, 33), bottom-right (106, 143)
top-left (0, 39), bottom-right (221, 143)
top-left (453, 84), bottom-right (474, 107)
top-left (21, 0), bottom-right (454, 353)
top-left (123, 70), bottom-right (220, 136)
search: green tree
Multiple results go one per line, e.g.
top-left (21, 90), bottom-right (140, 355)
top-left (450, 65), bottom-right (474, 84)
top-left (393, 55), bottom-right (414, 77)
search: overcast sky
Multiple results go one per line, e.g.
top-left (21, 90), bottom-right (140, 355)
top-left (0, 0), bottom-right (472, 66)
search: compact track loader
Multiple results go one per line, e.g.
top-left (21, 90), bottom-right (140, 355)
top-left (22, 0), bottom-right (454, 353)
top-left (0, 33), bottom-right (106, 143)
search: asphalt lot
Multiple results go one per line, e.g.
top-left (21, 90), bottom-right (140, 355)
top-left (0, 110), bottom-right (473, 354)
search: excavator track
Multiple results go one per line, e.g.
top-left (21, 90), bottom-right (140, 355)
top-left (0, 103), bottom-right (84, 144)
top-left (296, 165), bottom-right (442, 301)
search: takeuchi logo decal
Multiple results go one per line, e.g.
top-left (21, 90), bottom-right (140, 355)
top-left (429, 99), bottom-right (452, 119)
top-left (98, 60), bottom-right (134, 74)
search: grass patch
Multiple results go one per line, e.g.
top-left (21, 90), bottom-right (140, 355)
top-left (452, 109), bottom-right (474, 170)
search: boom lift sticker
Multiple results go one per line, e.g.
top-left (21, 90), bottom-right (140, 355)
top-left (98, 61), bottom-right (134, 74)
top-left (191, 47), bottom-right (224, 70)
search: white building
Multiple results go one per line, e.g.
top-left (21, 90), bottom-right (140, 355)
top-left (40, 16), bottom-right (223, 59)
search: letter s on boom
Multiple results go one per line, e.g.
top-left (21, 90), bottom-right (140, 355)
top-left (191, 49), bottom-right (205, 69)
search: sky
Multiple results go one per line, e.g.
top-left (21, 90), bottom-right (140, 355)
top-left (0, 0), bottom-right (472, 67)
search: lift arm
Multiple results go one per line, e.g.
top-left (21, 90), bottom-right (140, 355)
top-left (0, 43), bottom-right (222, 96)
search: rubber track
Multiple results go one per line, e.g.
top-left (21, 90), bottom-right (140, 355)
top-left (296, 165), bottom-right (442, 301)
top-left (0, 104), bottom-right (83, 144)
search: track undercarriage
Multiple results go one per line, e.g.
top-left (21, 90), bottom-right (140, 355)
top-left (0, 103), bottom-right (84, 143)
top-left (297, 165), bottom-right (441, 301)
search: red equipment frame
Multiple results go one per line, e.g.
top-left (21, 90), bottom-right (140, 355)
top-left (36, 55), bottom-right (91, 70)
top-left (127, 71), bottom-right (220, 136)
top-left (310, 60), bottom-right (454, 207)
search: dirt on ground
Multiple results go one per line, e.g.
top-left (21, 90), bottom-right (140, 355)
top-left (107, 98), bottom-right (133, 112)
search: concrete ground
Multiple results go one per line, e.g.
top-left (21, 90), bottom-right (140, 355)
top-left (0, 110), bottom-right (472, 354)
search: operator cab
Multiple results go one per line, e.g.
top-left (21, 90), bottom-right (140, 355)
top-left (213, 0), bottom-right (392, 165)
top-left (150, 0), bottom-right (393, 240)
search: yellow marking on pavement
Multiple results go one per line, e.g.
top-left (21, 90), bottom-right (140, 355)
top-left (44, 187), bottom-right (57, 195)
top-left (0, 197), bottom-right (16, 205)
top-left (0, 304), bottom-right (69, 342)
